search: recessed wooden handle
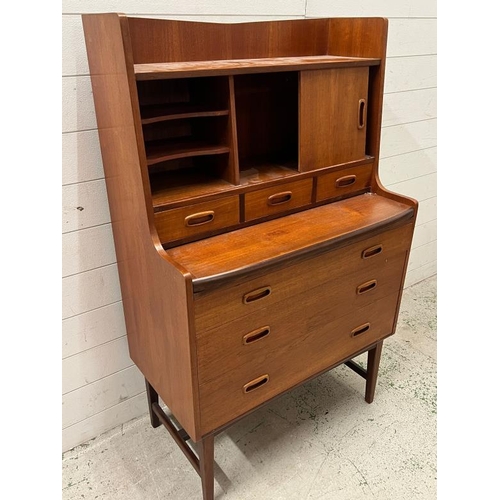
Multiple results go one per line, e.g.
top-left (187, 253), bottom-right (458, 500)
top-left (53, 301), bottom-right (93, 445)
top-left (358, 98), bottom-right (366, 129)
top-left (335, 175), bottom-right (357, 188)
top-left (351, 323), bottom-right (371, 337)
top-left (184, 211), bottom-right (215, 227)
top-left (243, 374), bottom-right (269, 393)
top-left (242, 286), bottom-right (271, 304)
top-left (267, 191), bottom-right (292, 206)
top-left (362, 244), bottom-right (383, 259)
top-left (356, 279), bottom-right (377, 295)
top-left (243, 326), bottom-right (270, 345)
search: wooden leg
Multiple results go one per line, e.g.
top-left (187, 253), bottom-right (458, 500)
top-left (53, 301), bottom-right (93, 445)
top-left (365, 341), bottom-right (383, 404)
top-left (145, 379), bottom-right (161, 428)
top-left (199, 434), bottom-right (215, 500)
top-left (144, 391), bottom-right (215, 498)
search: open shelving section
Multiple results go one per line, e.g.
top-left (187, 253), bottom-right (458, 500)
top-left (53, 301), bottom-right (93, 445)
top-left (137, 75), bottom-right (238, 208)
top-left (133, 51), bottom-right (382, 238)
top-left (234, 71), bottom-right (299, 180)
top-left (150, 169), bottom-right (235, 210)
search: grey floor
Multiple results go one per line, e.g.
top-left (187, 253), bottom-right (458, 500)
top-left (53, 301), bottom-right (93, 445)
top-left (62, 275), bottom-right (437, 500)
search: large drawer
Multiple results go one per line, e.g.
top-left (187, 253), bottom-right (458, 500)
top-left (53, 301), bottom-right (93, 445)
top-left (197, 291), bottom-right (401, 434)
top-left (196, 250), bottom-right (407, 385)
top-left (194, 223), bottom-right (413, 332)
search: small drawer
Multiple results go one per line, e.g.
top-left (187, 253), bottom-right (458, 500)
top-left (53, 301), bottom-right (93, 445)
top-left (316, 164), bottom-right (372, 202)
top-left (244, 179), bottom-right (313, 222)
top-left (154, 196), bottom-right (240, 244)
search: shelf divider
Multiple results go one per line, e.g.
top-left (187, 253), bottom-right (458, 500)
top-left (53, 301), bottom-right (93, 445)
top-left (140, 104), bottom-right (229, 125)
top-left (145, 140), bottom-right (230, 166)
top-left (227, 75), bottom-right (240, 185)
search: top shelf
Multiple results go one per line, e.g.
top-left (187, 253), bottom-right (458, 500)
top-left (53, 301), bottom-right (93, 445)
top-left (135, 55), bottom-right (380, 80)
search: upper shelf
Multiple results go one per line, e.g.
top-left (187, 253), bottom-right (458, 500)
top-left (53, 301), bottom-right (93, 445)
top-left (135, 55), bottom-right (381, 80)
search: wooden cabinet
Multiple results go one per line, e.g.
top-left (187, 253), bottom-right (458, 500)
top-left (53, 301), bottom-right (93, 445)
top-left (83, 14), bottom-right (417, 500)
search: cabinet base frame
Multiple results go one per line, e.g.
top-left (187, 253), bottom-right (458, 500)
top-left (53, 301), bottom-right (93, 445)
top-left (145, 339), bottom-right (383, 500)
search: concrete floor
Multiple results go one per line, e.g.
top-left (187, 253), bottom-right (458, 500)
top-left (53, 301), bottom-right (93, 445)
top-left (62, 275), bottom-right (437, 500)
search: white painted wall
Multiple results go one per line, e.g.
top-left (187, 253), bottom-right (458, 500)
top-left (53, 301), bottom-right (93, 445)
top-left (62, 0), bottom-right (437, 452)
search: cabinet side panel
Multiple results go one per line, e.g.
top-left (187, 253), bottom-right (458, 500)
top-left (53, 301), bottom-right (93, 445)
top-left (82, 13), bottom-right (200, 440)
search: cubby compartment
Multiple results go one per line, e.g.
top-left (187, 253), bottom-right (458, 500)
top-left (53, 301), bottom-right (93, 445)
top-left (142, 116), bottom-right (230, 166)
top-left (234, 72), bottom-right (298, 185)
top-left (137, 76), bottom-right (239, 208)
top-left (149, 155), bottom-right (234, 209)
top-left (137, 77), bottom-right (230, 125)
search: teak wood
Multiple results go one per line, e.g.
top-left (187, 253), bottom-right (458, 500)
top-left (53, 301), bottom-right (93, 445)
top-left (299, 67), bottom-right (369, 171)
top-left (316, 161), bottom-right (373, 202)
top-left (135, 55), bottom-right (380, 79)
top-left (83, 15), bottom-right (418, 500)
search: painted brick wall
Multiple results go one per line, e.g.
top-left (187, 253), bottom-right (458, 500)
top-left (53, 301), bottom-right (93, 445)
top-left (62, 0), bottom-right (437, 451)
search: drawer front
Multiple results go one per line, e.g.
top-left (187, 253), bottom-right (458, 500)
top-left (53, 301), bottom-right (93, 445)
top-left (154, 196), bottom-right (240, 244)
top-left (198, 291), bottom-right (400, 434)
top-left (244, 178), bottom-right (313, 222)
top-left (316, 164), bottom-right (373, 202)
top-left (197, 251), bottom-right (407, 382)
top-left (195, 223), bottom-right (413, 332)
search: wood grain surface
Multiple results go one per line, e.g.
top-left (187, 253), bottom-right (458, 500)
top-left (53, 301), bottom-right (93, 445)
top-left (194, 223), bottom-right (413, 332)
top-left (299, 67), bottom-right (369, 171)
top-left (166, 194), bottom-right (414, 287)
top-left (135, 55), bottom-right (380, 79)
top-left (155, 196), bottom-right (240, 244)
top-left (316, 163), bottom-right (373, 202)
top-left (244, 178), bottom-right (313, 222)
top-left (197, 291), bottom-right (401, 434)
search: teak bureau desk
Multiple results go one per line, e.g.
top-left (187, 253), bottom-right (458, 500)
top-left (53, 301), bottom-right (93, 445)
top-left (83, 14), bottom-right (418, 499)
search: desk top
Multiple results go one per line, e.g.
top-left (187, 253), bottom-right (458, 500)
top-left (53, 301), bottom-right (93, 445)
top-left (166, 193), bottom-right (414, 290)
